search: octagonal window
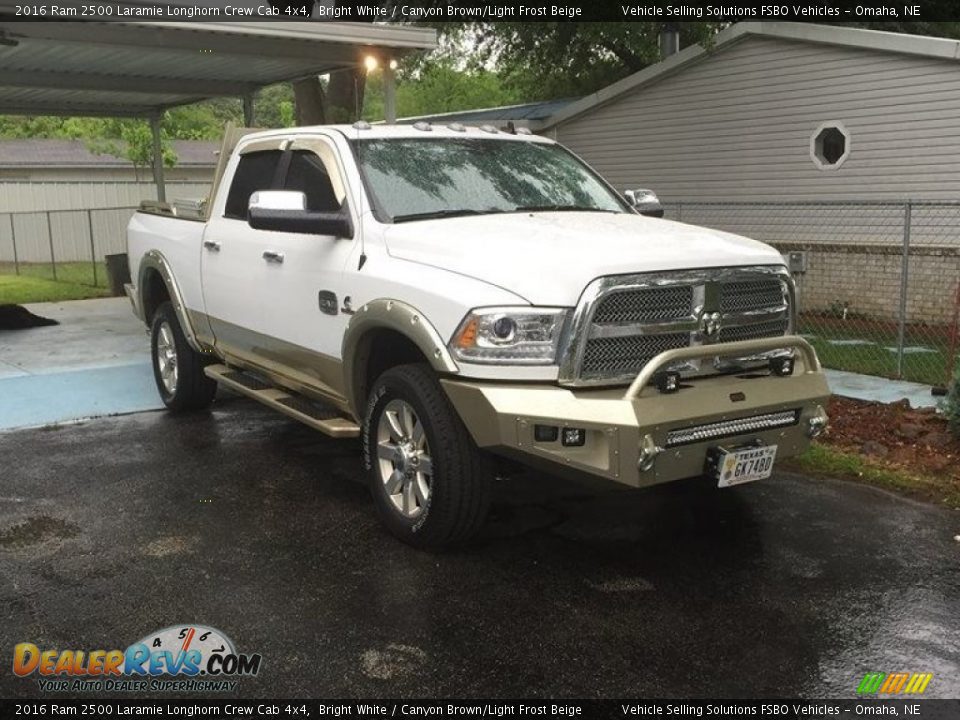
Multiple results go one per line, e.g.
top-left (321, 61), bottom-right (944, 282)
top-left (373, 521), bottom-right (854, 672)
top-left (811, 122), bottom-right (850, 169)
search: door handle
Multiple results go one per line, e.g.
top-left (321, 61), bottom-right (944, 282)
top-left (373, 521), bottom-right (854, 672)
top-left (262, 250), bottom-right (284, 264)
top-left (203, 240), bottom-right (221, 252)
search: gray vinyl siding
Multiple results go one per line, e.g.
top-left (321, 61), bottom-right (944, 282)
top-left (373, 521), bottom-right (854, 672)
top-left (554, 36), bottom-right (960, 202)
top-left (0, 180), bottom-right (211, 213)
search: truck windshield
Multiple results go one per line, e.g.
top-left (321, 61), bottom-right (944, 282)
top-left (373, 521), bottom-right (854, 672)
top-left (351, 137), bottom-right (628, 223)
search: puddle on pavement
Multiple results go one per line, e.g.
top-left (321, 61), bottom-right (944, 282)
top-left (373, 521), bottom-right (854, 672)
top-left (0, 516), bottom-right (78, 547)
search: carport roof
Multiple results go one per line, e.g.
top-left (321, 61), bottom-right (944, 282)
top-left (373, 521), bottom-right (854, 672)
top-left (0, 17), bottom-right (437, 118)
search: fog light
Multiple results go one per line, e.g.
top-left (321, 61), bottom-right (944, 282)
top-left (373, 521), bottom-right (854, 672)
top-left (535, 424), bottom-right (559, 442)
top-left (770, 356), bottom-right (795, 376)
top-left (807, 406), bottom-right (828, 438)
top-left (655, 371), bottom-right (682, 393)
top-left (561, 428), bottom-right (585, 447)
top-left (638, 434), bottom-right (662, 472)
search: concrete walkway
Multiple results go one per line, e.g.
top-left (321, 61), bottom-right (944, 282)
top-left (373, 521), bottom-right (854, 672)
top-left (0, 297), bottom-right (945, 432)
top-left (825, 368), bottom-right (939, 409)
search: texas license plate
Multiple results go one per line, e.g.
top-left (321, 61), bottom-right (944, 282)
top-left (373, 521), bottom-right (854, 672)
top-left (715, 445), bottom-right (778, 488)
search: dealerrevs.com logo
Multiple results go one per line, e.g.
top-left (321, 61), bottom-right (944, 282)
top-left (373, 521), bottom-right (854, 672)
top-left (13, 625), bottom-right (262, 693)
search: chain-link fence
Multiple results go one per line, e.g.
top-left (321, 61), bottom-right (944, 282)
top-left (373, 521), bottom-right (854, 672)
top-left (663, 201), bottom-right (960, 388)
top-left (0, 206), bottom-right (139, 292)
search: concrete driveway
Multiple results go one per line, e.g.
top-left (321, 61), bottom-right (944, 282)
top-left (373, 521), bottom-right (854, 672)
top-left (1, 400), bottom-right (958, 699)
top-left (0, 298), bottom-right (161, 430)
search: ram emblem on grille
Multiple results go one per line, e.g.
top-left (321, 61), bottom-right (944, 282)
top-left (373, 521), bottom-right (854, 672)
top-left (698, 310), bottom-right (722, 340)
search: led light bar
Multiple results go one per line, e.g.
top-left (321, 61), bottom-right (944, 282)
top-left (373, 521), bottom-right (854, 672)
top-left (664, 410), bottom-right (799, 448)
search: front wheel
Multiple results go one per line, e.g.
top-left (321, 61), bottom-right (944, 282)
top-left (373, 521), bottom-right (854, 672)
top-left (362, 364), bottom-right (492, 549)
top-left (150, 301), bottom-right (217, 412)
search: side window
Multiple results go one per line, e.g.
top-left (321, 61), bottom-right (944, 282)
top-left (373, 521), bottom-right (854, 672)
top-left (283, 150), bottom-right (342, 212)
top-left (224, 150), bottom-right (283, 219)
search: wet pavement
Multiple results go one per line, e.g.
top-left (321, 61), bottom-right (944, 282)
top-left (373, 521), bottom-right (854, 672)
top-left (1, 399), bottom-right (958, 699)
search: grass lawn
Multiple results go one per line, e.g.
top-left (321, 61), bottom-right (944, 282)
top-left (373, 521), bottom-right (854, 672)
top-left (786, 443), bottom-right (960, 510)
top-left (0, 262), bottom-right (110, 304)
top-left (0, 261), bottom-right (107, 288)
top-left (799, 315), bottom-right (953, 387)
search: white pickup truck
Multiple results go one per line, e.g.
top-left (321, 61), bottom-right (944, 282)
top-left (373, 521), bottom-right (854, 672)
top-left (126, 122), bottom-right (829, 548)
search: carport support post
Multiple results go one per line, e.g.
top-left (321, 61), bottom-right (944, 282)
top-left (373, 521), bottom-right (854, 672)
top-left (149, 115), bottom-right (166, 203)
top-left (87, 209), bottom-right (97, 287)
top-left (383, 61), bottom-right (396, 124)
top-left (896, 201), bottom-right (912, 379)
top-left (242, 94), bottom-right (255, 127)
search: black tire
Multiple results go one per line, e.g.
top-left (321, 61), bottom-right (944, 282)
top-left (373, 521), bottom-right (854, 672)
top-left (150, 301), bottom-right (217, 412)
top-left (362, 363), bottom-right (492, 549)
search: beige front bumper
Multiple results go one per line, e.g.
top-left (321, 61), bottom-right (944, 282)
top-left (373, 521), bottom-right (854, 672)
top-left (441, 336), bottom-right (830, 488)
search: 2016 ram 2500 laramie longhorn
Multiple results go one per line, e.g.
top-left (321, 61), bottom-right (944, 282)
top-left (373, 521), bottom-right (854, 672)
top-left (126, 123), bottom-right (829, 548)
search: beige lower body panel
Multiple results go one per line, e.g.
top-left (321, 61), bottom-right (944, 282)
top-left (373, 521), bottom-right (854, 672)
top-left (441, 366), bottom-right (830, 488)
top-left (200, 313), bottom-right (353, 415)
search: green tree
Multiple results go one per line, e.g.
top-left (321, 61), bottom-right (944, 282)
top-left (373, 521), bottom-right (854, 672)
top-left (362, 58), bottom-right (521, 122)
top-left (423, 22), bottom-right (723, 100)
top-left (0, 115), bottom-right (181, 176)
top-left (86, 120), bottom-right (178, 180)
top-left (253, 83), bottom-right (296, 128)
top-left (422, 20), bottom-right (960, 102)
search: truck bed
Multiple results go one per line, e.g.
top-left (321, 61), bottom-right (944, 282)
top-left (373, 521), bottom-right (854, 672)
top-left (126, 208), bottom-right (208, 325)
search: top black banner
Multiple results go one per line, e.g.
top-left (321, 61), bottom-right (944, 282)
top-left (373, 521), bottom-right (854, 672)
top-left (4, 1), bottom-right (960, 22)
top-left (0, 699), bottom-right (959, 719)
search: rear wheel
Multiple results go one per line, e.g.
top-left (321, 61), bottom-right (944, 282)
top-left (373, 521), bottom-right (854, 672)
top-left (150, 301), bottom-right (217, 412)
top-left (362, 363), bottom-right (492, 549)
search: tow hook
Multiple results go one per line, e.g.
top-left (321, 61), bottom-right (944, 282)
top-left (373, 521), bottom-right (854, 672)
top-left (806, 405), bottom-right (829, 438)
top-left (638, 434), bottom-right (662, 472)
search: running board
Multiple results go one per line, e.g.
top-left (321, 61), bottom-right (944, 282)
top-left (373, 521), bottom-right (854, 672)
top-left (204, 364), bottom-right (359, 438)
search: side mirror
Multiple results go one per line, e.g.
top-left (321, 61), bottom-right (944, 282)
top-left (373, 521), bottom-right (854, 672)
top-left (624, 188), bottom-right (664, 218)
top-left (247, 190), bottom-right (354, 238)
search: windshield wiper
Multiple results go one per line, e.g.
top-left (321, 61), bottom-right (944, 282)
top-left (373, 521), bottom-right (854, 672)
top-left (392, 208), bottom-right (503, 223)
top-left (514, 204), bottom-right (617, 213)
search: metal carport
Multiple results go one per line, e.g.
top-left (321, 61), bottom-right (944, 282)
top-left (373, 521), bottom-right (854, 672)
top-left (0, 10), bottom-right (436, 199)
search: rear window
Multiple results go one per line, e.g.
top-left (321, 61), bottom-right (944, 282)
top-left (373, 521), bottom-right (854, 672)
top-left (224, 150), bottom-right (283, 219)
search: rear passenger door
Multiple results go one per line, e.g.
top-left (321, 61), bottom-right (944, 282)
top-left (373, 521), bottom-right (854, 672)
top-left (200, 141), bottom-right (285, 356)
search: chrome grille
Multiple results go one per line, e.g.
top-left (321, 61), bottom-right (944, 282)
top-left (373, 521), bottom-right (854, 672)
top-left (593, 286), bottom-right (693, 324)
top-left (559, 266), bottom-right (794, 386)
top-left (718, 318), bottom-right (790, 344)
top-left (581, 333), bottom-right (690, 379)
top-left (720, 279), bottom-right (785, 313)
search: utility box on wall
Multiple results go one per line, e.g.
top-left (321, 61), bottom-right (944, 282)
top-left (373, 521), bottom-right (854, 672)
top-left (784, 250), bottom-right (808, 274)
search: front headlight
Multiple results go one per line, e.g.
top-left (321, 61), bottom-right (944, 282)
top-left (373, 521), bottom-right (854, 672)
top-left (450, 307), bottom-right (569, 365)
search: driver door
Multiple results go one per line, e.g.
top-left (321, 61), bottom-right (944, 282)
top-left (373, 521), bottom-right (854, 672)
top-left (249, 137), bottom-right (359, 398)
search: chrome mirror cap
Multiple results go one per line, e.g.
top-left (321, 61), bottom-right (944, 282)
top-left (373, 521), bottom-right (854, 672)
top-left (249, 190), bottom-right (307, 212)
top-left (624, 188), bottom-right (664, 218)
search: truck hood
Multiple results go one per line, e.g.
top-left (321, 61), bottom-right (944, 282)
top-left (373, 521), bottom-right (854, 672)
top-left (383, 212), bottom-right (785, 306)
